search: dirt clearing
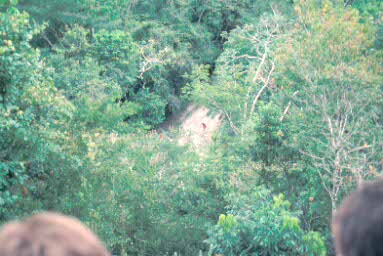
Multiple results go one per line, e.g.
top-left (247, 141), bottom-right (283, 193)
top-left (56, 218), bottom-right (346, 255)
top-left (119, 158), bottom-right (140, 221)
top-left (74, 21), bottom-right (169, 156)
top-left (160, 104), bottom-right (222, 151)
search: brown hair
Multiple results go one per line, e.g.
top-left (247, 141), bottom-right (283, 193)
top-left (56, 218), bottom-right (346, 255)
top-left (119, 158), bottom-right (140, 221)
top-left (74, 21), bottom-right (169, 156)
top-left (333, 179), bottom-right (383, 256)
top-left (0, 212), bottom-right (110, 256)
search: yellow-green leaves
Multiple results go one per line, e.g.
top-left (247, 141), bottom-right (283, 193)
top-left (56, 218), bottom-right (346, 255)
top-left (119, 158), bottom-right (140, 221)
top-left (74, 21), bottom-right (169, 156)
top-left (218, 214), bottom-right (238, 233)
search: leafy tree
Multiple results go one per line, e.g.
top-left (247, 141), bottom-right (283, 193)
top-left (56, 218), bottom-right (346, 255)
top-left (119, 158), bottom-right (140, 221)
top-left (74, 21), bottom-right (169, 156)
top-left (276, 0), bottom-right (383, 213)
top-left (0, 2), bottom-right (73, 219)
top-left (206, 187), bottom-right (326, 255)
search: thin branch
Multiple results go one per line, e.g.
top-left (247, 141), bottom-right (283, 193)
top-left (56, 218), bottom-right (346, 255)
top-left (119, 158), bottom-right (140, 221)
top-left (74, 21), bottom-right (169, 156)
top-left (249, 62), bottom-right (275, 116)
top-left (41, 31), bottom-right (54, 48)
top-left (233, 54), bottom-right (259, 60)
top-left (347, 145), bottom-right (373, 154)
top-left (317, 169), bottom-right (332, 198)
top-left (252, 51), bottom-right (268, 83)
top-left (298, 149), bottom-right (325, 161)
top-left (223, 110), bottom-right (239, 135)
top-left (243, 50), bottom-right (268, 122)
top-left (280, 91), bottom-right (299, 121)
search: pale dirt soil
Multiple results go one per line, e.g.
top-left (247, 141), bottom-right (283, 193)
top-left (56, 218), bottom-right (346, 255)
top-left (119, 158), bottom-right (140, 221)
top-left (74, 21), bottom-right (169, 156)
top-left (160, 104), bottom-right (222, 151)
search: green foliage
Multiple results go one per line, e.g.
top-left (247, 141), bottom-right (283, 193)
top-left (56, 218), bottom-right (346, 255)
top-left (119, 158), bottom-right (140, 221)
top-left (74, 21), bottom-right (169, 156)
top-left (248, 103), bottom-right (296, 166)
top-left (276, 0), bottom-right (383, 212)
top-left (1, 0), bottom-right (382, 255)
top-left (187, 11), bottom-right (287, 129)
top-left (182, 64), bottom-right (211, 101)
top-left (206, 188), bottom-right (326, 255)
top-left (130, 89), bottom-right (167, 127)
top-left (0, 5), bottom-right (74, 220)
top-left (351, 0), bottom-right (383, 19)
top-left (0, 0), bottom-right (18, 6)
top-left (93, 29), bottom-right (139, 87)
top-left (217, 214), bottom-right (238, 233)
top-left (59, 131), bottom-right (224, 255)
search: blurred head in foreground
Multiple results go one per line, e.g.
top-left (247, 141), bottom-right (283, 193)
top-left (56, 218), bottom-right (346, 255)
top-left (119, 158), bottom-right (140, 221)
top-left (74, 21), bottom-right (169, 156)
top-left (0, 212), bottom-right (110, 256)
top-left (333, 179), bottom-right (383, 256)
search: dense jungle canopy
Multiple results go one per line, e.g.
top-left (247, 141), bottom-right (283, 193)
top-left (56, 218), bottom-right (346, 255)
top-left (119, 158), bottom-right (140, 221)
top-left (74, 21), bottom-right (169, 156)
top-left (1, 0), bottom-right (383, 255)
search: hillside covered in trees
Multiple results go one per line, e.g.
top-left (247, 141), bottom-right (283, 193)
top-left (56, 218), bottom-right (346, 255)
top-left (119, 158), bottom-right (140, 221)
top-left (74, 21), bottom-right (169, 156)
top-left (1, 0), bottom-right (383, 255)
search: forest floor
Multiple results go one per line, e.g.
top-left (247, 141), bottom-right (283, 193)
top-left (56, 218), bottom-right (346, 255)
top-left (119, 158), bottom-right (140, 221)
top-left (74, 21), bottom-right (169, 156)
top-left (159, 104), bottom-right (221, 154)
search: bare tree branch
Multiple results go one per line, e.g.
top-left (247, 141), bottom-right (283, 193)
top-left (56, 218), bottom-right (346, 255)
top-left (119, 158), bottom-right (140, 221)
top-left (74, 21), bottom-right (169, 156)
top-left (249, 62), bottom-right (275, 116)
top-left (280, 91), bottom-right (299, 121)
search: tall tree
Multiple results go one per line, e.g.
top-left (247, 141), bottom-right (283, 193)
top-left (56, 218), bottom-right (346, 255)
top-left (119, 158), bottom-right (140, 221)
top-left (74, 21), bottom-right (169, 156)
top-left (277, 0), bottom-right (383, 213)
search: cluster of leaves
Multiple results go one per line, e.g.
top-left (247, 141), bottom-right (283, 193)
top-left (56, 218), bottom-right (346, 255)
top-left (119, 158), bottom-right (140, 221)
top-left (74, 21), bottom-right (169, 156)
top-left (206, 189), bottom-right (326, 255)
top-left (0, 3), bottom-right (75, 220)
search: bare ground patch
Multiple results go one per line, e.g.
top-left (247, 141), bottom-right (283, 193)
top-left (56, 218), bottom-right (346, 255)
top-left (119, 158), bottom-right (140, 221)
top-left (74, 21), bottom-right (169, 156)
top-left (160, 104), bottom-right (221, 152)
